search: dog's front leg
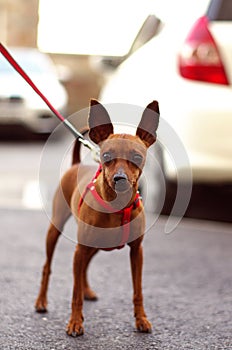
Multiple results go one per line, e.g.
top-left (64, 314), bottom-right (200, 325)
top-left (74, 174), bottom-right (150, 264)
top-left (129, 239), bottom-right (152, 333)
top-left (66, 244), bottom-right (86, 336)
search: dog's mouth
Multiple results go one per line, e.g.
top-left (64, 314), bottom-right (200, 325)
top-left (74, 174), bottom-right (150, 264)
top-left (113, 174), bottom-right (131, 193)
top-left (114, 179), bottom-right (130, 193)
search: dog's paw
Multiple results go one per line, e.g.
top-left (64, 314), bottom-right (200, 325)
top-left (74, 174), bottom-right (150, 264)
top-left (35, 297), bottom-right (47, 313)
top-left (136, 317), bottom-right (152, 333)
top-left (84, 287), bottom-right (98, 301)
top-left (66, 319), bottom-right (84, 337)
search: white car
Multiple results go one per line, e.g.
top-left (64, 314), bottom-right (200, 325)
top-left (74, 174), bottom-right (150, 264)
top-left (100, 0), bottom-right (232, 193)
top-left (0, 47), bottom-right (68, 133)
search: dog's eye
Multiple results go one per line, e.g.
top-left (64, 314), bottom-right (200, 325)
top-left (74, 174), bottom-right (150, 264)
top-left (132, 153), bottom-right (143, 166)
top-left (102, 152), bottom-right (112, 164)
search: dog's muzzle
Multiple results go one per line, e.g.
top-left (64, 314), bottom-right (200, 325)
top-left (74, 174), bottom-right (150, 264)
top-left (113, 172), bottom-right (130, 192)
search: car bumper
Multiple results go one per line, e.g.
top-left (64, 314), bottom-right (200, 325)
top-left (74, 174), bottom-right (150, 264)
top-left (0, 104), bottom-right (63, 133)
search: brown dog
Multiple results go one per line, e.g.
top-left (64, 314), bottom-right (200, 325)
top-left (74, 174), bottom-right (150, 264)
top-left (35, 99), bottom-right (160, 336)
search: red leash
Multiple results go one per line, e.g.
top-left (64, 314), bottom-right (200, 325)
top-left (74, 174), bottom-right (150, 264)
top-left (0, 42), bottom-right (99, 159)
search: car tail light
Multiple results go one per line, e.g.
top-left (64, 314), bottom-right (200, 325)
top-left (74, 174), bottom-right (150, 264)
top-left (178, 16), bottom-right (229, 85)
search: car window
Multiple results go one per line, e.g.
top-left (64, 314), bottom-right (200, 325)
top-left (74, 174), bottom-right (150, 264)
top-left (0, 57), bottom-right (14, 73)
top-left (0, 50), bottom-right (55, 75)
top-left (207, 0), bottom-right (232, 21)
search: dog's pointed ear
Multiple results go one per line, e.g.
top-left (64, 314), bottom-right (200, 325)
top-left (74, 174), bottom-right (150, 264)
top-left (88, 99), bottom-right (114, 144)
top-left (136, 100), bottom-right (160, 147)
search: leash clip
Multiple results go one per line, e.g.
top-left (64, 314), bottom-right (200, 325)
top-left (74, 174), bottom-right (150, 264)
top-left (63, 119), bottom-right (100, 162)
top-left (91, 147), bottom-right (100, 163)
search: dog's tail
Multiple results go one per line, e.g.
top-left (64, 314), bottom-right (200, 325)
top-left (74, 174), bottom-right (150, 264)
top-left (72, 127), bottom-right (89, 165)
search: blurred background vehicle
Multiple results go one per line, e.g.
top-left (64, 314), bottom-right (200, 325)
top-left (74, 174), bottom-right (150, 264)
top-left (0, 47), bottom-right (68, 134)
top-left (99, 0), bottom-right (232, 219)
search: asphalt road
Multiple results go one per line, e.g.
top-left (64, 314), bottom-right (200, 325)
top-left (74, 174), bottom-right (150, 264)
top-left (1, 209), bottom-right (232, 350)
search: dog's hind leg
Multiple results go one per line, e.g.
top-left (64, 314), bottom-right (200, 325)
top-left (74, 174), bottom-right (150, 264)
top-left (35, 183), bottom-right (71, 313)
top-left (129, 238), bottom-right (152, 333)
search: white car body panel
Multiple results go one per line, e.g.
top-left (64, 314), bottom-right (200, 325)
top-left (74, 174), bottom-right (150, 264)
top-left (209, 22), bottom-right (232, 83)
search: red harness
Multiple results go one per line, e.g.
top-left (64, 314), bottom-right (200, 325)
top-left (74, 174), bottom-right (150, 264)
top-left (78, 165), bottom-right (141, 250)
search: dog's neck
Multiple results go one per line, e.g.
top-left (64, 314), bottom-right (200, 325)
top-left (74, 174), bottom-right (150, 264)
top-left (95, 170), bottom-right (138, 210)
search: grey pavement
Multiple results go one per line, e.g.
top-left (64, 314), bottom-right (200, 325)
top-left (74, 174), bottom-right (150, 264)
top-left (1, 209), bottom-right (232, 349)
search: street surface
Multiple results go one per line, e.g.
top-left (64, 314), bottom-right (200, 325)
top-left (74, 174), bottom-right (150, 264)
top-left (0, 131), bottom-right (232, 349)
top-left (1, 210), bottom-right (232, 350)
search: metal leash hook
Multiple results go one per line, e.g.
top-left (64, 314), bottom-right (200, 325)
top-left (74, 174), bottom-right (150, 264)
top-left (64, 119), bottom-right (100, 162)
top-left (0, 42), bottom-right (100, 163)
